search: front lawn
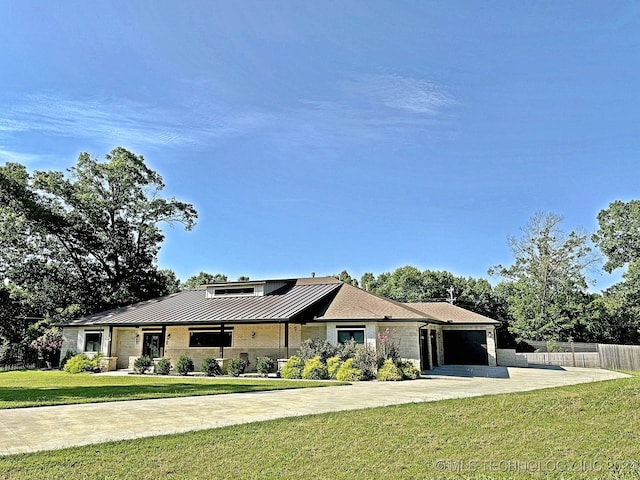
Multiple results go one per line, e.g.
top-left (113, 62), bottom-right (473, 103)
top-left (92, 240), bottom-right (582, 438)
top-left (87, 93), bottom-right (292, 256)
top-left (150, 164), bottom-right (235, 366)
top-left (1, 373), bottom-right (639, 479)
top-left (0, 370), bottom-right (343, 409)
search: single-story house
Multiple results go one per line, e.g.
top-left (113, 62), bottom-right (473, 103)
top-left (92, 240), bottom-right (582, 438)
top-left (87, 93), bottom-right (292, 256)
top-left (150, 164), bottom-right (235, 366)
top-left (60, 276), bottom-right (500, 371)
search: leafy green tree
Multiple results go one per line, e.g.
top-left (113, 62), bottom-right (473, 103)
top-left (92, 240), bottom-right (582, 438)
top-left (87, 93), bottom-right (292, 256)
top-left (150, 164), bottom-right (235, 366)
top-left (158, 269), bottom-right (181, 294)
top-left (183, 272), bottom-right (228, 290)
top-left (591, 200), bottom-right (640, 342)
top-left (489, 213), bottom-right (597, 342)
top-left (334, 270), bottom-right (359, 286)
top-left (0, 147), bottom-right (197, 320)
top-left (593, 200), bottom-right (640, 272)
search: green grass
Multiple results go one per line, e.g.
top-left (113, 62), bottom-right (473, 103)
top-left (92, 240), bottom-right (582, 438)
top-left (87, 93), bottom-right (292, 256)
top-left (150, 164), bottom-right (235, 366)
top-left (0, 370), bottom-right (343, 409)
top-left (2, 373), bottom-right (640, 479)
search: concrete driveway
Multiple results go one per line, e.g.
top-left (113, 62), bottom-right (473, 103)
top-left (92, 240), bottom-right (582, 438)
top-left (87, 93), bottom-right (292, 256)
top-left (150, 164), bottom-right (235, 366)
top-left (0, 366), bottom-right (627, 456)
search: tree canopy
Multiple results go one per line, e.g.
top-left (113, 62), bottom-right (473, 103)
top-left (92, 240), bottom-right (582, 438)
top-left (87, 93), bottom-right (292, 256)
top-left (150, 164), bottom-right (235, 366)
top-left (489, 213), bottom-right (597, 342)
top-left (0, 147), bottom-right (197, 321)
top-left (183, 272), bottom-right (228, 290)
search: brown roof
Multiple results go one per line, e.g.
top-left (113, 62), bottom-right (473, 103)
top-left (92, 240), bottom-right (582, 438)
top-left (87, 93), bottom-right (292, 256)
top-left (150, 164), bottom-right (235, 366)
top-left (406, 302), bottom-right (500, 325)
top-left (65, 279), bottom-right (341, 327)
top-left (316, 283), bottom-right (437, 321)
top-left (63, 276), bottom-right (499, 328)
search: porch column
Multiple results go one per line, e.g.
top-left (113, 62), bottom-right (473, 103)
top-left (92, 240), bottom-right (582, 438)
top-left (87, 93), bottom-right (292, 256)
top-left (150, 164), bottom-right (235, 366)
top-left (107, 326), bottom-right (114, 357)
top-left (160, 325), bottom-right (166, 357)
top-left (220, 323), bottom-right (225, 358)
top-left (284, 321), bottom-right (289, 357)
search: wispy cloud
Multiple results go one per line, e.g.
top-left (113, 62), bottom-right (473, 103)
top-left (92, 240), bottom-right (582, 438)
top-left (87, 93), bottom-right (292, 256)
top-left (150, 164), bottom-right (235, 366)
top-left (271, 74), bottom-right (456, 152)
top-left (0, 73), bottom-right (455, 158)
top-left (345, 73), bottom-right (454, 114)
top-left (0, 93), bottom-right (275, 151)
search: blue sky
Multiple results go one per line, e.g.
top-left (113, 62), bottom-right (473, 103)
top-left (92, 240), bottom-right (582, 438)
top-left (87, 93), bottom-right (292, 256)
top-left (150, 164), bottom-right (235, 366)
top-left (1, 1), bottom-right (639, 289)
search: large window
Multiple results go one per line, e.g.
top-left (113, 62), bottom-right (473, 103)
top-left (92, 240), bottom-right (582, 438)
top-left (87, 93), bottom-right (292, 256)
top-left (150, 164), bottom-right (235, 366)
top-left (214, 287), bottom-right (254, 296)
top-left (189, 331), bottom-right (232, 348)
top-left (337, 329), bottom-right (365, 344)
top-left (84, 332), bottom-right (102, 352)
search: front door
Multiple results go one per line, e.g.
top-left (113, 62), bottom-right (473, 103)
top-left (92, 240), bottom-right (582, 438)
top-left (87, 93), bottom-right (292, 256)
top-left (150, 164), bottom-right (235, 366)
top-left (142, 333), bottom-right (162, 358)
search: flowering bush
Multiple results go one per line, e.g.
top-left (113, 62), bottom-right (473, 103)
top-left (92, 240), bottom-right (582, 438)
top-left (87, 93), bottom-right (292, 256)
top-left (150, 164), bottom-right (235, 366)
top-left (30, 327), bottom-right (63, 367)
top-left (377, 328), bottom-right (400, 363)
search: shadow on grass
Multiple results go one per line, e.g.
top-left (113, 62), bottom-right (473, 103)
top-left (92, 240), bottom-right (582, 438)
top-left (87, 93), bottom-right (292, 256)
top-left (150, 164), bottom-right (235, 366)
top-left (0, 382), bottom-right (291, 408)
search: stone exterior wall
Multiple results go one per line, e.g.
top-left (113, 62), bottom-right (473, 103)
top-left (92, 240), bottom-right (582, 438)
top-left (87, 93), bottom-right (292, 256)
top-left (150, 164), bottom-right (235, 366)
top-left (496, 348), bottom-right (529, 367)
top-left (60, 327), bottom-right (79, 360)
top-left (376, 322), bottom-right (421, 364)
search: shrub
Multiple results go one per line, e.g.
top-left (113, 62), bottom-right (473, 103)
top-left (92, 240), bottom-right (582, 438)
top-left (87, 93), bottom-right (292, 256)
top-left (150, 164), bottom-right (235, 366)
top-left (201, 357), bottom-right (222, 376)
top-left (326, 355), bottom-right (342, 379)
top-left (63, 353), bottom-right (102, 374)
top-left (155, 358), bottom-right (172, 375)
top-left (336, 358), bottom-right (365, 381)
top-left (60, 349), bottom-right (77, 369)
top-left (256, 356), bottom-right (276, 376)
top-left (398, 359), bottom-right (421, 380)
top-left (280, 355), bottom-right (305, 379)
top-left (134, 355), bottom-right (154, 374)
top-left (353, 345), bottom-right (378, 380)
top-left (302, 356), bottom-right (329, 380)
top-left (228, 358), bottom-right (247, 377)
top-left (298, 338), bottom-right (336, 362)
top-left (376, 359), bottom-right (403, 381)
top-left (336, 339), bottom-right (358, 361)
top-left (176, 354), bottom-right (194, 376)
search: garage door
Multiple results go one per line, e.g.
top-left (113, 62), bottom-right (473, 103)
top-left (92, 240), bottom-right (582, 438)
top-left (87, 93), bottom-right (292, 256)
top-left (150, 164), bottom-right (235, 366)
top-left (443, 330), bottom-right (488, 365)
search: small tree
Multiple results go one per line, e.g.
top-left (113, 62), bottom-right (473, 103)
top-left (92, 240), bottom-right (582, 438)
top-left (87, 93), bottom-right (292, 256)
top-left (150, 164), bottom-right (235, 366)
top-left (201, 357), bottom-right (222, 376)
top-left (176, 354), bottom-right (194, 376)
top-left (256, 356), bottom-right (276, 376)
top-left (155, 358), bottom-right (171, 375)
top-left (134, 355), bottom-right (154, 374)
top-left (228, 358), bottom-right (246, 377)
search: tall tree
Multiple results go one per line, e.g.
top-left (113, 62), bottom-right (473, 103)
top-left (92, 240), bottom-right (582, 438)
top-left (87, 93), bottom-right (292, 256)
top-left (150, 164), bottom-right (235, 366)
top-left (0, 147), bottom-right (197, 319)
top-left (489, 212), bottom-right (597, 342)
top-left (592, 200), bottom-right (640, 343)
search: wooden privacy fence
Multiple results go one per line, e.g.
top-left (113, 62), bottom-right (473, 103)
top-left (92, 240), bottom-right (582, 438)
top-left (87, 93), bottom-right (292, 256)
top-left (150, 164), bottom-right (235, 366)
top-left (521, 343), bottom-right (640, 371)
top-left (598, 344), bottom-right (640, 371)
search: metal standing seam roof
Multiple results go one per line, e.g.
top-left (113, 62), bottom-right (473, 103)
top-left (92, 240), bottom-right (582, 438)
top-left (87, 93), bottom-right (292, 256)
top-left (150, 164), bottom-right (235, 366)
top-left (65, 282), bottom-right (342, 327)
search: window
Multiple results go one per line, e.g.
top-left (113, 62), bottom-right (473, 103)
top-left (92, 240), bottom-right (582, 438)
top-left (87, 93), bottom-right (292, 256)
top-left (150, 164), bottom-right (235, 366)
top-left (337, 329), bottom-right (365, 344)
top-left (214, 287), bottom-right (254, 296)
top-left (85, 332), bottom-right (102, 352)
top-left (189, 331), bottom-right (232, 348)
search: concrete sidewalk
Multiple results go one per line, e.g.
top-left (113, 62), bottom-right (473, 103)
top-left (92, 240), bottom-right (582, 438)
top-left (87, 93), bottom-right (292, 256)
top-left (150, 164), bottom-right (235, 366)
top-left (0, 366), bottom-right (627, 456)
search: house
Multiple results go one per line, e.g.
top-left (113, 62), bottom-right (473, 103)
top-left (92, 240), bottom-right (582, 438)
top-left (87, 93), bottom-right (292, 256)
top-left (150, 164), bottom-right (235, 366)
top-left (60, 276), bottom-right (500, 371)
